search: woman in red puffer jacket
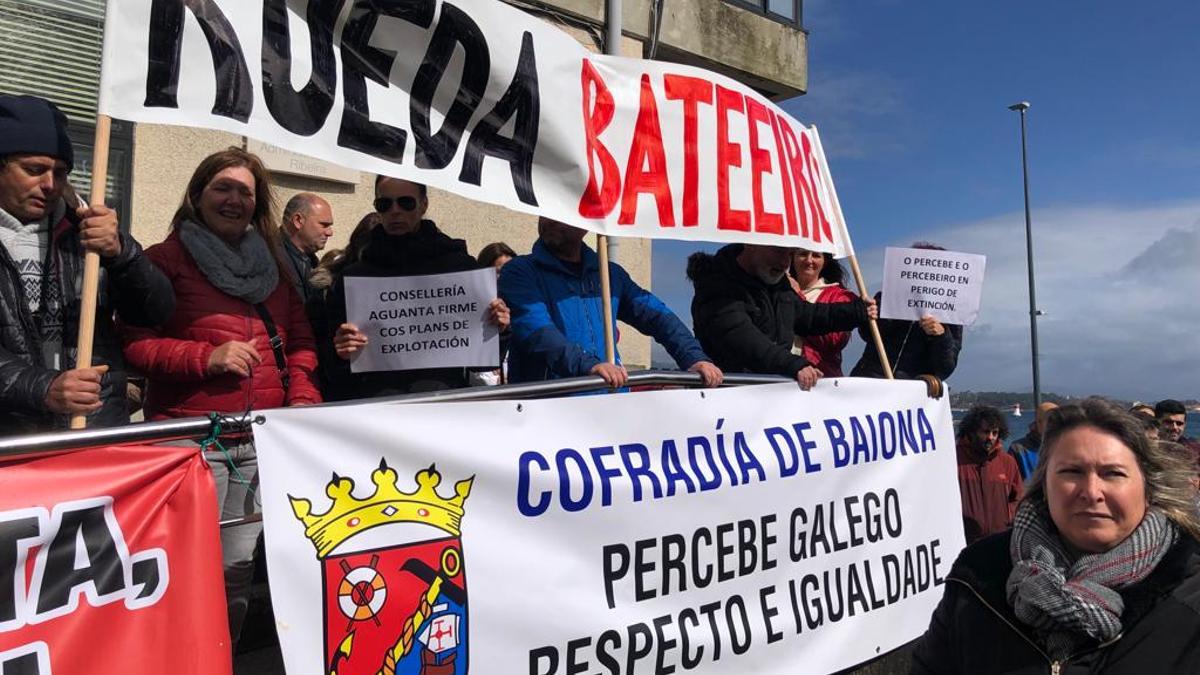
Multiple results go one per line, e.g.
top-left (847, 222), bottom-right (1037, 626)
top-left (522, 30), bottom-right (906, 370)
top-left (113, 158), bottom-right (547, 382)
top-left (120, 147), bottom-right (320, 648)
top-left (788, 248), bottom-right (858, 377)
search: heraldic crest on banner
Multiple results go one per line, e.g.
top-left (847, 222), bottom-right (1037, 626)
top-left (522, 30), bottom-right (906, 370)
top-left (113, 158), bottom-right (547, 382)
top-left (290, 460), bottom-right (473, 675)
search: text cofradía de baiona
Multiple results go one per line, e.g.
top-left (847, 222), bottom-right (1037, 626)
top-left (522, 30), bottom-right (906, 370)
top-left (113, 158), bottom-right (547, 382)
top-left (517, 407), bottom-right (937, 517)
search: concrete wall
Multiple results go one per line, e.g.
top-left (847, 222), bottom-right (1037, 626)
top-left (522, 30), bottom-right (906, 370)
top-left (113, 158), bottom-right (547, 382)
top-left (522, 0), bottom-right (809, 97)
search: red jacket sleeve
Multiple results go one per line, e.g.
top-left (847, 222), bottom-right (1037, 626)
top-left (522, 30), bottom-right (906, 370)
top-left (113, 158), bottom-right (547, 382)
top-left (122, 326), bottom-right (216, 382)
top-left (120, 243), bottom-right (216, 382)
top-left (798, 285), bottom-right (856, 374)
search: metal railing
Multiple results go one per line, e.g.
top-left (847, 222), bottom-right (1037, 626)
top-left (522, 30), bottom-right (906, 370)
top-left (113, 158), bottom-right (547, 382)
top-left (0, 370), bottom-right (788, 528)
top-left (0, 370), bottom-right (785, 457)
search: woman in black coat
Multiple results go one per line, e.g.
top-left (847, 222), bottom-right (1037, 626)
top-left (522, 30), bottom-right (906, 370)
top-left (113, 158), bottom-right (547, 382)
top-left (911, 399), bottom-right (1200, 674)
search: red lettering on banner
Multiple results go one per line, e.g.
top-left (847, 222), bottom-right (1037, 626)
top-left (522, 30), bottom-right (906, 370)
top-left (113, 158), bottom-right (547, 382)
top-left (619, 74), bottom-right (674, 227)
top-left (801, 132), bottom-right (834, 242)
top-left (663, 74), bottom-right (714, 228)
top-left (779, 121), bottom-right (814, 238)
top-left (745, 97), bottom-right (783, 235)
top-left (577, 59), bottom-right (620, 219)
top-left (768, 110), bottom-right (800, 236)
top-left (715, 85), bottom-right (750, 232)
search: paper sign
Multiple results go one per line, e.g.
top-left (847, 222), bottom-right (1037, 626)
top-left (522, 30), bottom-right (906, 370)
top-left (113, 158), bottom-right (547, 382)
top-left (880, 247), bottom-right (986, 325)
top-left (344, 269), bottom-right (499, 373)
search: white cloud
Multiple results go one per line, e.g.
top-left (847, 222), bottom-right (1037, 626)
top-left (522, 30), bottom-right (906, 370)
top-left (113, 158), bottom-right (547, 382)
top-left (843, 201), bottom-right (1200, 400)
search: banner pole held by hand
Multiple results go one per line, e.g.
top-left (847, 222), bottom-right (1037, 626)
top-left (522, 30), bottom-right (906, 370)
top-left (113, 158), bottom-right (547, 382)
top-left (596, 234), bottom-right (616, 364)
top-left (809, 126), bottom-right (894, 380)
top-left (70, 114), bottom-right (113, 429)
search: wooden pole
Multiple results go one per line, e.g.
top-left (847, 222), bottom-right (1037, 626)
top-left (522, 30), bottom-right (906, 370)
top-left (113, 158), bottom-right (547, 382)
top-left (69, 114), bottom-right (113, 429)
top-left (809, 126), bottom-right (894, 380)
top-left (597, 0), bottom-right (620, 366)
top-left (596, 234), bottom-right (617, 364)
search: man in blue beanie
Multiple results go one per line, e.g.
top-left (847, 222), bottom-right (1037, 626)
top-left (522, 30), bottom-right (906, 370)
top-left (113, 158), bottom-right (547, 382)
top-left (0, 95), bottom-right (174, 434)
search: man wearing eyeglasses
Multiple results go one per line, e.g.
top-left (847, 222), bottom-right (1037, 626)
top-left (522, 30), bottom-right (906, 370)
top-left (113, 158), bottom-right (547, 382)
top-left (322, 176), bottom-right (509, 399)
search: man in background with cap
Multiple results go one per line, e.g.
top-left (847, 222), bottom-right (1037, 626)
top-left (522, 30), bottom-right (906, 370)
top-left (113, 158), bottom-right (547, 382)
top-left (0, 94), bottom-right (174, 434)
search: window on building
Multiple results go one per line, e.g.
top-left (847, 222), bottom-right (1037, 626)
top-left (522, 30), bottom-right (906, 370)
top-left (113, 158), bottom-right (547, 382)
top-left (726, 0), bottom-right (803, 27)
top-left (0, 0), bottom-right (134, 226)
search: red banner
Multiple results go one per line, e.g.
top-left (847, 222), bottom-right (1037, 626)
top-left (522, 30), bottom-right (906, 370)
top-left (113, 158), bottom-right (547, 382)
top-left (0, 444), bottom-right (231, 674)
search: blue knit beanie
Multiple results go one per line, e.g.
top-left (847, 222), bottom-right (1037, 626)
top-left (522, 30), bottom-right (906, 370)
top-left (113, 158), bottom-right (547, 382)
top-left (0, 95), bottom-right (74, 170)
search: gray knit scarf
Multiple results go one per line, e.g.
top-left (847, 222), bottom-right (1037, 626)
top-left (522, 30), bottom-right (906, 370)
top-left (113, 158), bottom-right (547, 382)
top-left (178, 220), bottom-right (277, 304)
top-left (1006, 500), bottom-right (1177, 659)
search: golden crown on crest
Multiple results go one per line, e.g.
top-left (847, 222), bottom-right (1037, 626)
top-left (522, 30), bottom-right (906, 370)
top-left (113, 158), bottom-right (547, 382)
top-left (289, 460), bottom-right (473, 558)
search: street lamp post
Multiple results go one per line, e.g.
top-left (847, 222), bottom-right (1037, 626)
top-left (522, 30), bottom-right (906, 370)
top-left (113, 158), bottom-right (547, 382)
top-left (1008, 101), bottom-right (1042, 406)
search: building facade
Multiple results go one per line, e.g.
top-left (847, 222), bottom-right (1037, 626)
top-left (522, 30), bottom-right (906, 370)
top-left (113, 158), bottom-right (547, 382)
top-left (0, 0), bottom-right (807, 370)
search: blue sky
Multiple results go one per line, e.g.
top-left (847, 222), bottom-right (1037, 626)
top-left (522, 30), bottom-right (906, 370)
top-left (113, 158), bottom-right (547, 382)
top-left (652, 0), bottom-right (1200, 400)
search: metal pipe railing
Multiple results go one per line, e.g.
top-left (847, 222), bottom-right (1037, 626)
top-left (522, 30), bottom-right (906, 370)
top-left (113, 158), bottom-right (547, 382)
top-left (0, 370), bottom-right (787, 458)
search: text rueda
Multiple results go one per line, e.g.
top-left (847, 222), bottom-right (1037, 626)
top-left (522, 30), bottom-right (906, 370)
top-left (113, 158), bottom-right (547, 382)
top-left (98, 0), bottom-right (849, 254)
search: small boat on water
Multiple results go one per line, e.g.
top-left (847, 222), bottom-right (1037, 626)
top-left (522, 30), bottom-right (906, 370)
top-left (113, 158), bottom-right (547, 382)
top-left (1013, 403), bottom-right (1022, 417)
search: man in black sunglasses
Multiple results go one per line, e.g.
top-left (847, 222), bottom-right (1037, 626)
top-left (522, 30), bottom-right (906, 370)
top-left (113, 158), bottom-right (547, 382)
top-left (320, 176), bottom-right (510, 399)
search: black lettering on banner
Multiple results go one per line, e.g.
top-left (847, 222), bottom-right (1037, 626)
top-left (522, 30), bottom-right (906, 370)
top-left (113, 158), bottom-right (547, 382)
top-left (0, 642), bottom-right (49, 675)
top-left (460, 31), bottom-right (541, 205)
top-left (410, 2), bottom-right (490, 170)
top-left (652, 614), bottom-right (678, 675)
top-left (0, 516), bottom-right (39, 624)
top-left (601, 543), bottom-right (629, 609)
top-left (261, 0), bottom-right (343, 135)
top-left (131, 556), bottom-right (163, 601)
top-left (338, 0), bottom-right (435, 162)
top-left (36, 505), bottom-right (124, 615)
top-left (565, 636), bottom-right (591, 675)
top-left (679, 608), bottom-right (702, 668)
top-left (145, 0), bottom-right (253, 121)
top-left (760, 585), bottom-right (783, 643)
top-left (625, 622), bottom-right (653, 674)
top-left (596, 630), bottom-right (622, 674)
top-left (529, 645), bottom-right (557, 675)
top-left (726, 594), bottom-right (752, 655)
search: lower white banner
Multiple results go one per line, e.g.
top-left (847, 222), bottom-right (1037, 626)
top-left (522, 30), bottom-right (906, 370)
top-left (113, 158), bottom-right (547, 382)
top-left (255, 378), bottom-right (965, 675)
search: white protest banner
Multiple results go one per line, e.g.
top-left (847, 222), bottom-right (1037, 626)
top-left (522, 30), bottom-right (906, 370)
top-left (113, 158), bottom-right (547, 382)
top-left (880, 247), bottom-right (987, 326)
top-left (97, 0), bottom-right (848, 254)
top-left (344, 268), bottom-right (498, 373)
top-left (254, 379), bottom-right (965, 675)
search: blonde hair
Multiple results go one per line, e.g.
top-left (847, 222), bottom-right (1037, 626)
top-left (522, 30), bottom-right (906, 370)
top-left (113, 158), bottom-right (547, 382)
top-left (1022, 398), bottom-right (1200, 541)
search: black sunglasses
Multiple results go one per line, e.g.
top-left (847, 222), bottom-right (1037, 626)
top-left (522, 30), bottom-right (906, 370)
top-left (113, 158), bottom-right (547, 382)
top-left (374, 196), bottom-right (419, 213)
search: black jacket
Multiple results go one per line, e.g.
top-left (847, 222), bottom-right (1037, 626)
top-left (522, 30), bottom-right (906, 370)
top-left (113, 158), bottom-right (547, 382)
top-left (280, 234), bottom-right (319, 304)
top-left (0, 213), bottom-right (174, 435)
top-left (911, 531), bottom-right (1200, 674)
top-left (851, 292), bottom-right (962, 380)
top-left (324, 220), bottom-right (479, 400)
top-left (686, 245), bottom-right (867, 377)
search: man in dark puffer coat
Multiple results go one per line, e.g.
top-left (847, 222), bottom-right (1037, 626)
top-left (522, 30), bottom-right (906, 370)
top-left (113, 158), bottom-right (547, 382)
top-left (687, 243), bottom-right (873, 389)
top-left (324, 177), bottom-right (508, 399)
top-left (0, 95), bottom-right (173, 434)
